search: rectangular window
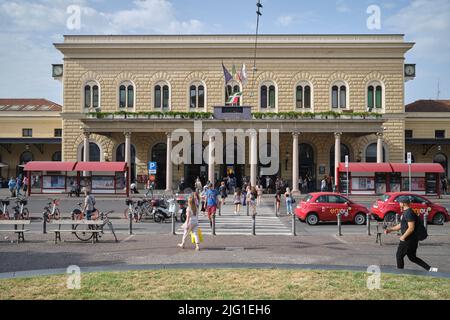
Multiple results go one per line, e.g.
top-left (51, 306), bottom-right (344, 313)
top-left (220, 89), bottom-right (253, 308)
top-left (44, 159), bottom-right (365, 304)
top-left (54, 129), bottom-right (62, 137)
top-left (260, 86), bottom-right (268, 108)
top-left (198, 86), bottom-right (205, 108)
top-left (269, 86), bottom-right (276, 108)
top-left (332, 86), bottom-right (338, 108)
top-left (190, 86), bottom-right (196, 108)
top-left (119, 86), bottom-right (126, 108)
top-left (84, 86), bottom-right (91, 109)
top-left (304, 86), bottom-right (311, 108)
top-left (22, 129), bottom-right (32, 137)
top-left (154, 86), bottom-right (161, 108)
top-left (435, 130), bottom-right (445, 139)
top-left (405, 130), bottom-right (413, 139)
top-left (339, 87), bottom-right (346, 108)
top-left (162, 86), bottom-right (169, 109)
top-left (367, 87), bottom-right (374, 109)
top-left (92, 86), bottom-right (99, 108)
top-left (375, 86), bottom-right (382, 108)
top-left (127, 86), bottom-right (134, 108)
top-left (296, 86), bottom-right (303, 109)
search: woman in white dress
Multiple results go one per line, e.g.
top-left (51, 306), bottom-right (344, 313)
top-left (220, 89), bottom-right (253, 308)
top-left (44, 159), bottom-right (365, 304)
top-left (178, 196), bottom-right (200, 251)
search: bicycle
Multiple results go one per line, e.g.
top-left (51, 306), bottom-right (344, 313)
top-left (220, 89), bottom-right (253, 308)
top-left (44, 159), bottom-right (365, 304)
top-left (73, 210), bottom-right (118, 242)
top-left (0, 198), bottom-right (11, 220)
top-left (71, 202), bottom-right (100, 221)
top-left (42, 198), bottom-right (61, 222)
top-left (123, 199), bottom-right (140, 222)
top-left (12, 196), bottom-right (30, 220)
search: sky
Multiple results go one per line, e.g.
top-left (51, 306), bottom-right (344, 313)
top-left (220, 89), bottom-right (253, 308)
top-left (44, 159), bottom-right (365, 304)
top-left (0, 0), bottom-right (449, 105)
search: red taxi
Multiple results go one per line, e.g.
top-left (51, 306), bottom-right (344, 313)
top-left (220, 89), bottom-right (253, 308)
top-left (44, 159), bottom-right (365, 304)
top-left (371, 192), bottom-right (449, 225)
top-left (295, 192), bottom-right (369, 226)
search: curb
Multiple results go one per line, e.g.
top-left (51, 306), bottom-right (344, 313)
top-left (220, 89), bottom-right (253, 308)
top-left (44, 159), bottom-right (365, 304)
top-left (0, 263), bottom-right (449, 280)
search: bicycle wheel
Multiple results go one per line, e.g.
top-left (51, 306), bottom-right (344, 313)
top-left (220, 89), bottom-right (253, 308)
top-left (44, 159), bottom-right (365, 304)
top-left (22, 208), bottom-right (30, 220)
top-left (74, 224), bottom-right (94, 242)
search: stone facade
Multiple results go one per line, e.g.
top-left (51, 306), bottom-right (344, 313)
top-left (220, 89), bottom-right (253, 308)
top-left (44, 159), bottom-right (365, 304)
top-left (55, 35), bottom-right (413, 189)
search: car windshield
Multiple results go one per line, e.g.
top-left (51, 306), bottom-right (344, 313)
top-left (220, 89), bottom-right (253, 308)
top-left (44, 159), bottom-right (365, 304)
top-left (303, 195), bottom-right (313, 202)
top-left (381, 194), bottom-right (390, 202)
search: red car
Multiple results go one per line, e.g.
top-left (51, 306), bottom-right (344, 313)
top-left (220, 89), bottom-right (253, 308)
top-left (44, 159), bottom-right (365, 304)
top-left (371, 192), bottom-right (449, 225)
top-left (295, 192), bottom-right (369, 226)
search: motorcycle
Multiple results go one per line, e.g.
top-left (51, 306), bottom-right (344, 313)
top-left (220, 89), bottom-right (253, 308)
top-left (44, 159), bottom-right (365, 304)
top-left (151, 196), bottom-right (176, 223)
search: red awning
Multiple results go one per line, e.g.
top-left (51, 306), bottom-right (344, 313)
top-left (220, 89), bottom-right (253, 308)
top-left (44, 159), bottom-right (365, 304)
top-left (338, 162), bottom-right (392, 173)
top-left (24, 161), bottom-right (77, 171)
top-left (391, 163), bottom-right (445, 173)
top-left (74, 162), bottom-right (127, 172)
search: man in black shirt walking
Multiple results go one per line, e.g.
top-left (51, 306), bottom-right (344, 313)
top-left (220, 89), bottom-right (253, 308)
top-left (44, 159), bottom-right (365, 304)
top-left (385, 197), bottom-right (438, 272)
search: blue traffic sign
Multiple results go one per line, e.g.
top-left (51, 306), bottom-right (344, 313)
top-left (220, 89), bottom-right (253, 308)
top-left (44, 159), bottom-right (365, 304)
top-left (148, 162), bottom-right (157, 174)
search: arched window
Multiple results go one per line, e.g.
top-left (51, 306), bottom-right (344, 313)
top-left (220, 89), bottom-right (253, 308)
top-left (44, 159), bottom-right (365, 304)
top-left (367, 82), bottom-right (383, 111)
top-left (331, 81), bottom-right (348, 109)
top-left (365, 143), bottom-right (386, 163)
top-left (119, 81), bottom-right (134, 109)
top-left (260, 81), bottom-right (276, 110)
top-left (19, 151), bottom-right (33, 165)
top-left (225, 81), bottom-right (241, 106)
top-left (190, 82), bottom-right (206, 109)
top-left (296, 83), bottom-right (312, 109)
top-left (52, 151), bottom-right (62, 162)
top-left (80, 143), bottom-right (101, 162)
top-left (154, 82), bottom-right (170, 110)
top-left (84, 81), bottom-right (100, 110)
top-left (433, 153), bottom-right (448, 175)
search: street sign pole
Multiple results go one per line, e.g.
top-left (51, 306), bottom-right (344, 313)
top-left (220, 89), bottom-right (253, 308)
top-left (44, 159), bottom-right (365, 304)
top-left (407, 152), bottom-right (412, 192)
top-left (345, 155), bottom-right (349, 197)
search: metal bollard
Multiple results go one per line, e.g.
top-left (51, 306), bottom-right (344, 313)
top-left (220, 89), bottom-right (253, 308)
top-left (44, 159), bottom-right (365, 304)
top-left (252, 214), bottom-right (256, 236)
top-left (274, 200), bottom-right (277, 217)
top-left (337, 213), bottom-right (342, 236)
top-left (292, 212), bottom-right (296, 236)
top-left (247, 203), bottom-right (249, 216)
top-left (367, 213), bottom-right (371, 236)
top-left (219, 202), bottom-right (222, 216)
top-left (212, 214), bottom-right (216, 236)
top-left (171, 211), bottom-right (176, 235)
top-left (424, 212), bottom-right (429, 230)
top-left (128, 206), bottom-right (133, 235)
top-left (42, 212), bottom-right (47, 234)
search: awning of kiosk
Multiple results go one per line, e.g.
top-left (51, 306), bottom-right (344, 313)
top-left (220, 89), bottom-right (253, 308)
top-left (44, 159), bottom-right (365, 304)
top-left (390, 163), bottom-right (445, 173)
top-left (24, 161), bottom-right (77, 171)
top-left (338, 163), bottom-right (392, 173)
top-left (74, 162), bottom-right (127, 172)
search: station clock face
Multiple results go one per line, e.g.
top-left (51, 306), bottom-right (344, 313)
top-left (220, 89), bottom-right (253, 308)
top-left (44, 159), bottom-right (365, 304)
top-left (405, 64), bottom-right (415, 77)
top-left (53, 65), bottom-right (63, 77)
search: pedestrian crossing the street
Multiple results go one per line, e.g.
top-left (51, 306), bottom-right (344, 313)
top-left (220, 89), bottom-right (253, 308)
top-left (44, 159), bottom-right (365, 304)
top-left (177, 204), bottom-right (292, 236)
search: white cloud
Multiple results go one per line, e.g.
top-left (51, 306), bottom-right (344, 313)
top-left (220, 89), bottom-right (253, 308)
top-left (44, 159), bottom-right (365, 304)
top-left (386, 0), bottom-right (450, 62)
top-left (276, 15), bottom-right (296, 27)
top-left (336, 0), bottom-right (351, 13)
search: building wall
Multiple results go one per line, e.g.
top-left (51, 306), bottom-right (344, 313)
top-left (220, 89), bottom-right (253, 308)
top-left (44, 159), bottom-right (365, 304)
top-left (0, 117), bottom-right (61, 138)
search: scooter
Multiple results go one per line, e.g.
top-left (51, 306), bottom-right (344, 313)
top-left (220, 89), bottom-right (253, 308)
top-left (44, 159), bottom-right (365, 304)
top-left (152, 196), bottom-right (176, 223)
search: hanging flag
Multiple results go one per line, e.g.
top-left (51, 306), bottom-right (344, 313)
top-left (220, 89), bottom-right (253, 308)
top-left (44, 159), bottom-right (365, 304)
top-left (241, 64), bottom-right (248, 86)
top-left (231, 64), bottom-right (237, 78)
top-left (222, 63), bottom-right (233, 84)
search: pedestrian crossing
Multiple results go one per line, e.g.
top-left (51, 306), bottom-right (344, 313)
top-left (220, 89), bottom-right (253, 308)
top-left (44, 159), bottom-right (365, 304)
top-left (177, 205), bottom-right (292, 236)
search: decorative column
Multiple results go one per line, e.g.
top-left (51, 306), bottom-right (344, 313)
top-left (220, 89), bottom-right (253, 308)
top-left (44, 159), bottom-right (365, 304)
top-left (165, 133), bottom-right (173, 192)
top-left (124, 131), bottom-right (132, 184)
top-left (83, 131), bottom-right (90, 177)
top-left (334, 132), bottom-right (342, 183)
top-left (377, 132), bottom-right (384, 163)
top-left (292, 132), bottom-right (300, 193)
top-left (208, 133), bottom-right (215, 186)
top-left (250, 131), bottom-right (258, 187)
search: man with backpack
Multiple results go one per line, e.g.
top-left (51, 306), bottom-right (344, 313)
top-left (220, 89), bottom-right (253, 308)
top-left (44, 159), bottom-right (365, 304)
top-left (385, 197), bottom-right (438, 272)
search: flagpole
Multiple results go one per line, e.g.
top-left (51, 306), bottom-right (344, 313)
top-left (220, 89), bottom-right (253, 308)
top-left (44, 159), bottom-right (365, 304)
top-left (251, 0), bottom-right (263, 97)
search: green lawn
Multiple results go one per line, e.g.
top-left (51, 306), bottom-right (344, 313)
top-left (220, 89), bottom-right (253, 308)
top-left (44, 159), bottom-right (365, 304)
top-left (1, 269), bottom-right (449, 300)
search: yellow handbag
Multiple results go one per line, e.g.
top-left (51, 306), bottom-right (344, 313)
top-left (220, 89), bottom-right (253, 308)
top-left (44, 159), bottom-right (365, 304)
top-left (191, 228), bottom-right (204, 243)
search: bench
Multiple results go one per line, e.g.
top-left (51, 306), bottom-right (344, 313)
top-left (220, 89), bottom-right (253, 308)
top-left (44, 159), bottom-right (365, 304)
top-left (0, 220), bottom-right (31, 243)
top-left (49, 220), bottom-right (106, 244)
